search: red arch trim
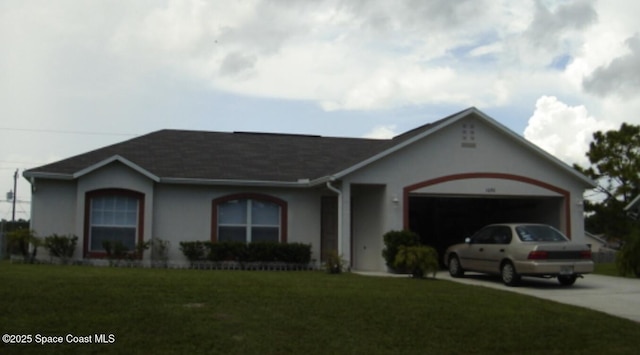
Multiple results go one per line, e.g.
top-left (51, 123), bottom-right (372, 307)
top-left (211, 193), bottom-right (288, 243)
top-left (402, 173), bottom-right (572, 238)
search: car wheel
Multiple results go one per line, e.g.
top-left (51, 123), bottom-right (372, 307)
top-left (448, 255), bottom-right (464, 278)
top-left (501, 261), bottom-right (520, 287)
top-left (557, 275), bottom-right (577, 286)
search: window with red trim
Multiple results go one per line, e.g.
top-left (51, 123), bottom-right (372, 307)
top-left (85, 189), bottom-right (144, 257)
top-left (213, 194), bottom-right (287, 243)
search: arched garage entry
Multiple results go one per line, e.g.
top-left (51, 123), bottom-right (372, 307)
top-left (403, 173), bottom-right (570, 259)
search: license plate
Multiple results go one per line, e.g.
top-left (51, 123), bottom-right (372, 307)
top-left (560, 266), bottom-right (574, 275)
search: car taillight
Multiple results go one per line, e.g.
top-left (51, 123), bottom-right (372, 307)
top-left (527, 251), bottom-right (549, 260)
top-left (580, 250), bottom-right (592, 259)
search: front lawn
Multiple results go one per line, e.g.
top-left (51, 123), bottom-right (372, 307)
top-left (593, 263), bottom-right (638, 278)
top-left (594, 263), bottom-right (620, 276)
top-left (1, 264), bottom-right (639, 354)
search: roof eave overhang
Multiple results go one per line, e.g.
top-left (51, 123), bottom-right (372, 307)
top-left (24, 155), bottom-right (161, 183)
top-left (23, 162), bottom-right (334, 188)
top-left (160, 176), bottom-right (332, 188)
top-left (331, 110), bottom-right (470, 180)
top-left (22, 171), bottom-right (74, 181)
top-left (625, 194), bottom-right (640, 212)
top-left (472, 110), bottom-right (598, 189)
top-left (332, 107), bottom-right (597, 188)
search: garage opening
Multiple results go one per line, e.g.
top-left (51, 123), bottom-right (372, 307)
top-left (408, 195), bottom-right (564, 260)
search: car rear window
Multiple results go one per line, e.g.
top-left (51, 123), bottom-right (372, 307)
top-left (515, 225), bottom-right (568, 242)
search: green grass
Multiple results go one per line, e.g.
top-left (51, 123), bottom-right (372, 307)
top-left (1, 264), bottom-right (639, 354)
top-left (594, 263), bottom-right (620, 276)
top-left (593, 263), bottom-right (638, 278)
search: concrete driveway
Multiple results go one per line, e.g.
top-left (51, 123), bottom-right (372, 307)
top-left (437, 271), bottom-right (640, 323)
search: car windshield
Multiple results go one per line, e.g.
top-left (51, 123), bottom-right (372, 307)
top-left (515, 225), bottom-right (568, 242)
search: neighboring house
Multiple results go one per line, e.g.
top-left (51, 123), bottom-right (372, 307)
top-left (585, 232), bottom-right (618, 263)
top-left (625, 195), bottom-right (640, 220)
top-left (23, 108), bottom-right (596, 271)
top-left (585, 232), bottom-right (623, 251)
top-left (585, 232), bottom-right (608, 252)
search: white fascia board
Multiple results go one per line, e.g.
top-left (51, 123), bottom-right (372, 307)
top-left (72, 155), bottom-right (160, 182)
top-left (472, 109), bottom-right (597, 188)
top-left (22, 171), bottom-right (74, 181)
top-left (625, 194), bottom-right (640, 211)
top-left (585, 231), bottom-right (607, 244)
top-left (332, 107), bottom-right (476, 179)
top-left (160, 177), bottom-right (314, 188)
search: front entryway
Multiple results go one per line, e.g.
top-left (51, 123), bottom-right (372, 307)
top-left (351, 184), bottom-right (386, 271)
top-left (320, 196), bottom-right (338, 262)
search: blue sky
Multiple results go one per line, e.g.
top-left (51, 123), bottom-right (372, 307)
top-left (2, 0), bottom-right (640, 220)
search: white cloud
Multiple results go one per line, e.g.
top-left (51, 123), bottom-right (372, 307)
top-left (3, 0), bottom-right (640, 219)
top-left (564, 1), bottom-right (640, 92)
top-left (582, 34), bottom-right (640, 98)
top-left (363, 124), bottom-right (398, 139)
top-left (524, 96), bottom-right (614, 166)
top-left (100, 0), bottom-right (587, 111)
top-left (0, 0), bottom-right (601, 115)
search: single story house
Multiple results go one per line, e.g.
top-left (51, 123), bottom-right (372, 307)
top-left (24, 107), bottom-right (596, 271)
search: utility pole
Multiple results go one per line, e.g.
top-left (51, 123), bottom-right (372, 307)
top-left (12, 169), bottom-right (17, 222)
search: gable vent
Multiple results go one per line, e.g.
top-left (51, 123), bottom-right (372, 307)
top-left (461, 122), bottom-right (476, 148)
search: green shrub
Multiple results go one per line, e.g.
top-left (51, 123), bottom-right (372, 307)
top-left (179, 241), bottom-right (209, 262)
top-left (247, 242), bottom-right (277, 262)
top-left (180, 241), bottom-right (312, 265)
top-left (209, 242), bottom-right (247, 262)
top-left (394, 245), bottom-right (439, 279)
top-left (150, 237), bottom-right (170, 265)
top-left (275, 243), bottom-right (312, 264)
top-left (102, 240), bottom-right (129, 266)
top-left (102, 239), bottom-right (150, 265)
top-left (616, 227), bottom-right (640, 277)
top-left (382, 230), bottom-right (420, 270)
top-left (7, 229), bottom-right (40, 263)
top-left (43, 234), bottom-right (78, 263)
top-left (324, 250), bottom-right (346, 274)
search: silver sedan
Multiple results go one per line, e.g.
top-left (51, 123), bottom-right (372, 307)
top-left (444, 224), bottom-right (594, 286)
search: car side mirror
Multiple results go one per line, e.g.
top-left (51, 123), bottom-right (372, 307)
top-left (464, 237), bottom-right (472, 244)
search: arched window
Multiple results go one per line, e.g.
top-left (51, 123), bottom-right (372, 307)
top-left (84, 189), bottom-right (145, 258)
top-left (212, 194), bottom-right (287, 243)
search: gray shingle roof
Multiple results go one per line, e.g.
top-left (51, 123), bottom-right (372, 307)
top-left (24, 130), bottom-right (394, 182)
top-left (23, 110), bottom-right (458, 183)
top-left (24, 107), bottom-right (598, 189)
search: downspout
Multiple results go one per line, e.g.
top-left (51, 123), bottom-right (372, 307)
top-left (326, 179), bottom-right (343, 257)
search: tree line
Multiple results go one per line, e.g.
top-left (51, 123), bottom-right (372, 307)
top-left (574, 123), bottom-right (640, 277)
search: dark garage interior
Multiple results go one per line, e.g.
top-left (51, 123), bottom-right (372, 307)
top-left (408, 195), bottom-right (564, 261)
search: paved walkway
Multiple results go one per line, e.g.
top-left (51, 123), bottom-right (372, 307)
top-left (355, 271), bottom-right (640, 323)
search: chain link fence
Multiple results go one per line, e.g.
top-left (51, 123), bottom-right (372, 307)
top-left (592, 249), bottom-right (617, 263)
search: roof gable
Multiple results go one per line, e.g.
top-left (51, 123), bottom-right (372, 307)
top-left (334, 107), bottom-right (596, 187)
top-left (24, 130), bottom-right (391, 184)
top-left (625, 194), bottom-right (640, 213)
top-left (73, 155), bottom-right (160, 182)
top-left (24, 107), bottom-right (595, 187)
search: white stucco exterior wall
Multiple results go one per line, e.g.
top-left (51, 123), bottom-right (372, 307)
top-left (29, 163), bottom-right (327, 264)
top-left (30, 179), bottom-right (77, 248)
top-left (26, 111), bottom-right (593, 272)
top-left (152, 184), bottom-right (324, 263)
top-left (339, 114), bottom-right (591, 270)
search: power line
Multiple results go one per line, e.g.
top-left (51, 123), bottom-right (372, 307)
top-left (0, 127), bottom-right (136, 137)
top-left (0, 160), bottom-right (39, 164)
